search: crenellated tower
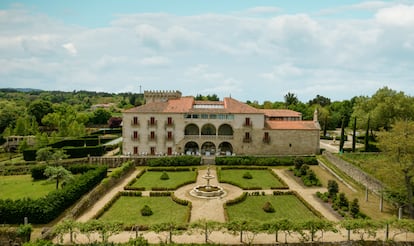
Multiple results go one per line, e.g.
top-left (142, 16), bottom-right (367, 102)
top-left (144, 90), bottom-right (182, 104)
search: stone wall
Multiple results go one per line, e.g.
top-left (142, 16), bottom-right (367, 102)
top-left (323, 151), bottom-right (385, 193)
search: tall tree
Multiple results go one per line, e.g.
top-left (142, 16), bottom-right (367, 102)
top-left (339, 117), bottom-right (346, 153)
top-left (284, 92), bottom-right (298, 107)
top-left (308, 95), bottom-right (331, 107)
top-left (27, 99), bottom-right (53, 125)
top-left (352, 117), bottom-right (357, 152)
top-left (377, 120), bottom-right (414, 218)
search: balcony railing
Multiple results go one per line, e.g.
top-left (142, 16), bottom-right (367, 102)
top-left (262, 137), bottom-right (271, 144)
top-left (131, 135), bottom-right (140, 141)
top-left (243, 137), bottom-right (252, 143)
top-left (165, 121), bottom-right (175, 128)
top-left (147, 120), bottom-right (157, 127)
top-left (183, 135), bottom-right (234, 140)
top-left (243, 122), bottom-right (253, 128)
top-left (148, 135), bottom-right (157, 141)
top-left (131, 120), bottom-right (140, 126)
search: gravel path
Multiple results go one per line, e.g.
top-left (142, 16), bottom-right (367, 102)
top-left (76, 169), bottom-right (141, 222)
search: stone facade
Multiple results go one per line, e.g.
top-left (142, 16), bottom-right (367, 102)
top-left (122, 91), bottom-right (320, 156)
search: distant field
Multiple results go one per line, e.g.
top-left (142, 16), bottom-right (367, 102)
top-left (0, 175), bottom-right (55, 200)
top-left (130, 171), bottom-right (196, 189)
top-left (219, 169), bottom-right (284, 189)
top-left (226, 195), bottom-right (318, 222)
top-left (99, 196), bottom-right (188, 225)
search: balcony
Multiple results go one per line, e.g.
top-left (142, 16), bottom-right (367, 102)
top-left (130, 120), bottom-right (140, 126)
top-left (243, 122), bottom-right (253, 128)
top-left (147, 120), bottom-right (157, 127)
top-left (148, 135), bottom-right (157, 141)
top-left (131, 135), bottom-right (140, 141)
top-left (243, 137), bottom-right (252, 143)
top-left (165, 121), bottom-right (175, 128)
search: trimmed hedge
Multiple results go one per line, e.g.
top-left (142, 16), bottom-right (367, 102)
top-left (63, 145), bottom-right (105, 158)
top-left (147, 156), bottom-right (201, 167)
top-left (0, 166), bottom-right (107, 224)
top-left (215, 156), bottom-right (318, 166)
top-left (31, 164), bottom-right (98, 180)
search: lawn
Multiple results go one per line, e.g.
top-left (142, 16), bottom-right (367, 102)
top-left (99, 196), bottom-right (188, 225)
top-left (339, 153), bottom-right (402, 189)
top-left (130, 171), bottom-right (196, 190)
top-left (0, 175), bottom-right (56, 200)
top-left (219, 169), bottom-right (284, 189)
top-left (226, 195), bottom-right (318, 222)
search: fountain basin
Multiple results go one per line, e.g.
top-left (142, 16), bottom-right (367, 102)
top-left (190, 185), bottom-right (225, 198)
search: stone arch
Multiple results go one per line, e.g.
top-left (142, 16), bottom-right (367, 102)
top-left (201, 141), bottom-right (216, 156)
top-left (218, 124), bottom-right (233, 136)
top-left (184, 123), bottom-right (199, 135)
top-left (201, 123), bottom-right (216, 136)
top-left (184, 141), bottom-right (199, 155)
top-left (218, 142), bottom-right (233, 155)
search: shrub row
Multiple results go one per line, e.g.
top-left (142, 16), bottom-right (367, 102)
top-left (108, 161), bottom-right (134, 179)
top-left (215, 156), bottom-right (318, 166)
top-left (220, 166), bottom-right (268, 170)
top-left (147, 156), bottom-right (201, 167)
top-left (119, 191), bottom-right (142, 197)
top-left (149, 191), bottom-right (172, 197)
top-left (226, 192), bottom-right (248, 206)
top-left (171, 193), bottom-right (192, 222)
top-left (23, 145), bottom-right (105, 161)
top-left (49, 138), bottom-right (102, 148)
top-left (268, 168), bottom-right (289, 189)
top-left (147, 167), bottom-right (195, 172)
top-left (94, 191), bottom-right (123, 220)
top-left (31, 164), bottom-right (98, 180)
top-left (0, 166), bottom-right (107, 224)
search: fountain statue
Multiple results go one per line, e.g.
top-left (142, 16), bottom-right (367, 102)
top-left (190, 164), bottom-right (225, 198)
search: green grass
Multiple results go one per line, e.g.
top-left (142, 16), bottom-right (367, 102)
top-left (226, 195), bottom-right (318, 222)
top-left (219, 169), bottom-right (284, 189)
top-left (130, 171), bottom-right (196, 189)
top-left (0, 175), bottom-right (56, 200)
top-left (99, 196), bottom-right (188, 225)
top-left (339, 153), bottom-right (402, 189)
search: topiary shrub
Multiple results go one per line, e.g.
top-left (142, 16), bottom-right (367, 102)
top-left (242, 172), bottom-right (253, 179)
top-left (140, 205), bottom-right (153, 216)
top-left (160, 172), bottom-right (169, 180)
top-left (262, 201), bottom-right (275, 213)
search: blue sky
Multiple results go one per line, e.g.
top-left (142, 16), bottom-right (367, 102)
top-left (1, 1), bottom-right (413, 102)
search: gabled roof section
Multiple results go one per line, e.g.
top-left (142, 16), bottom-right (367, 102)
top-left (124, 96), bottom-right (263, 114)
top-left (261, 109), bottom-right (302, 118)
top-left (265, 120), bottom-right (320, 130)
top-left (222, 97), bottom-right (262, 114)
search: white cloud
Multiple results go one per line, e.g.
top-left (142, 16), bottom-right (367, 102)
top-left (62, 42), bottom-right (77, 56)
top-left (375, 4), bottom-right (414, 26)
top-left (1, 3), bottom-right (414, 102)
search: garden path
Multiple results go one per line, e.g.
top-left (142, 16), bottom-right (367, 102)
top-left (272, 169), bottom-right (341, 221)
top-left (76, 169), bottom-right (141, 222)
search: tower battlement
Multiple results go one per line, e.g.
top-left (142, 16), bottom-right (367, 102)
top-left (144, 90), bottom-right (182, 104)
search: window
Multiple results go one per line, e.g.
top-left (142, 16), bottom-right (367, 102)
top-left (150, 147), bottom-right (156, 155)
top-left (133, 131), bottom-right (138, 140)
top-left (167, 117), bottom-right (173, 125)
top-left (150, 131), bottom-right (155, 139)
top-left (244, 117), bottom-right (251, 126)
top-left (133, 146), bottom-right (138, 155)
top-left (167, 147), bottom-right (172, 155)
top-left (263, 132), bottom-right (270, 143)
top-left (243, 132), bottom-right (251, 143)
top-left (133, 116), bottom-right (138, 125)
top-left (150, 117), bottom-right (156, 125)
top-left (167, 131), bottom-right (172, 140)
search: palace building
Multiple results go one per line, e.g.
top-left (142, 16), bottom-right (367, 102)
top-left (122, 90), bottom-right (320, 156)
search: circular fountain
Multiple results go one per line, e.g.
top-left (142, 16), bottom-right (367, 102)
top-left (190, 165), bottom-right (226, 198)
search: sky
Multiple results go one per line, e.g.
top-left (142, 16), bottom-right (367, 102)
top-left (0, 1), bottom-right (414, 103)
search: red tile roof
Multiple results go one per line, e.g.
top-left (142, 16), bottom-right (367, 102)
top-left (265, 120), bottom-right (319, 130)
top-left (124, 96), bottom-right (262, 114)
top-left (261, 109), bottom-right (301, 118)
